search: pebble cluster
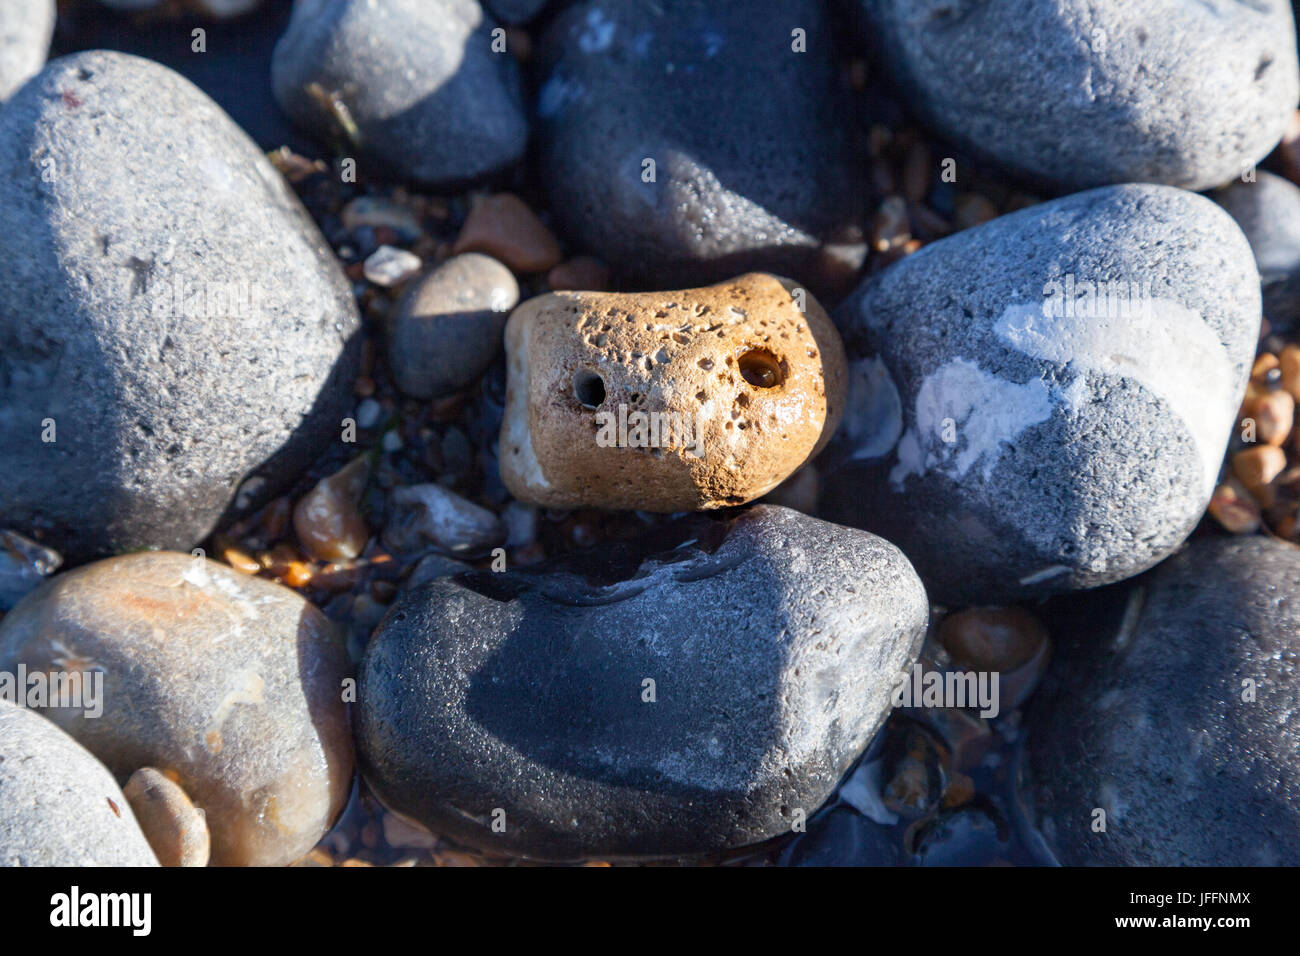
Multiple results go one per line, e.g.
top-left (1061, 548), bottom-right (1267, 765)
top-left (0, 0), bottom-right (1297, 868)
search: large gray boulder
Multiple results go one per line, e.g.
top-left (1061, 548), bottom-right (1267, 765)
top-left (0, 0), bottom-right (53, 100)
top-left (0, 51), bottom-right (361, 561)
top-left (1024, 536), bottom-right (1300, 865)
top-left (534, 0), bottom-right (865, 290)
top-left (356, 506), bottom-right (928, 861)
top-left (825, 184), bottom-right (1260, 605)
top-left (271, 0), bottom-right (528, 186)
top-left (862, 0), bottom-right (1300, 192)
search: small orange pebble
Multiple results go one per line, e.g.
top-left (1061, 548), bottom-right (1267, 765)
top-left (223, 547), bottom-right (261, 575)
top-left (293, 457), bottom-right (371, 562)
top-left (547, 255), bottom-right (611, 292)
top-left (452, 193), bottom-right (562, 273)
top-left (1246, 390), bottom-right (1295, 447)
top-left (283, 562), bottom-right (314, 589)
top-left (1208, 478), bottom-right (1262, 534)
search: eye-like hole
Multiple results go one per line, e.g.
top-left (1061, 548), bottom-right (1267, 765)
top-left (573, 368), bottom-right (606, 408)
top-left (738, 348), bottom-right (784, 388)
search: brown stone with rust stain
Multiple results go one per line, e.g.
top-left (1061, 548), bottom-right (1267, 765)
top-left (0, 551), bottom-right (353, 867)
top-left (124, 767), bottom-right (211, 867)
top-left (499, 272), bottom-right (847, 511)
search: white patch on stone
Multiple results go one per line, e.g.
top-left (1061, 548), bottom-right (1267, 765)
top-left (995, 300), bottom-right (1234, 495)
top-left (1018, 564), bottom-right (1072, 586)
top-left (890, 358), bottom-right (1053, 489)
top-left (578, 9), bottom-right (616, 52)
top-left (842, 357), bottom-right (903, 461)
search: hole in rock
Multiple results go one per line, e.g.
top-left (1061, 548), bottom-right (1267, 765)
top-left (573, 368), bottom-right (606, 408)
top-left (738, 348), bottom-right (785, 388)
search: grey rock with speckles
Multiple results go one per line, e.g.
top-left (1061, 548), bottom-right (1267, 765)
top-left (272, 0), bottom-right (527, 187)
top-left (356, 505), bottom-right (928, 861)
top-left (0, 0), bottom-right (53, 100)
top-left (1024, 536), bottom-right (1300, 865)
top-left (824, 184), bottom-right (1260, 605)
top-left (862, 0), bottom-right (1300, 192)
top-left (0, 701), bottom-right (159, 867)
top-left (535, 0), bottom-right (864, 290)
top-left (0, 51), bottom-right (361, 562)
top-left (0, 551), bottom-right (355, 867)
top-left (389, 253), bottom-right (518, 399)
top-left (1214, 170), bottom-right (1300, 334)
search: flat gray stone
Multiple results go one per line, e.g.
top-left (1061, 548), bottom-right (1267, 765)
top-left (0, 701), bottom-right (158, 867)
top-left (535, 0), bottom-right (865, 290)
top-left (0, 551), bottom-right (355, 867)
top-left (0, 51), bottom-right (361, 562)
top-left (863, 0), bottom-right (1300, 191)
top-left (0, 0), bottom-right (53, 100)
top-left (824, 184), bottom-right (1260, 605)
top-left (356, 505), bottom-right (928, 861)
top-left (271, 0), bottom-right (527, 187)
top-left (1024, 536), bottom-right (1300, 865)
top-left (389, 253), bottom-right (518, 400)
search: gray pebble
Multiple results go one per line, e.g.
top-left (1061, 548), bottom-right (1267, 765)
top-left (535, 0), bottom-right (865, 290)
top-left (862, 0), bottom-right (1300, 191)
top-left (0, 551), bottom-right (355, 867)
top-left (824, 184), bottom-right (1260, 605)
top-left (1213, 170), bottom-right (1300, 333)
top-left (272, 0), bottom-right (527, 187)
top-left (388, 253), bottom-right (518, 400)
top-left (355, 505), bottom-right (928, 861)
top-left (1024, 536), bottom-right (1300, 865)
top-left (0, 51), bottom-right (361, 562)
top-left (0, 0), bottom-right (53, 100)
top-left (0, 530), bottom-right (60, 612)
top-left (0, 701), bottom-right (158, 867)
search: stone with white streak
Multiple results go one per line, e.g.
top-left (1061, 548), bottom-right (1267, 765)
top-left (823, 184), bottom-right (1260, 605)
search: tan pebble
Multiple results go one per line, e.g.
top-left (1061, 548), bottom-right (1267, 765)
top-left (123, 768), bottom-right (211, 868)
top-left (1280, 345), bottom-right (1300, 402)
top-left (283, 561), bottom-right (314, 589)
top-left (223, 547), bottom-right (261, 575)
top-left (1253, 390), bottom-right (1295, 447)
top-left (547, 255), bottom-right (611, 292)
top-left (1233, 445), bottom-right (1287, 505)
top-left (452, 193), bottom-right (561, 273)
top-left (499, 272), bottom-right (847, 511)
top-left (293, 457), bottom-right (371, 561)
top-left (1209, 478), bottom-right (1262, 534)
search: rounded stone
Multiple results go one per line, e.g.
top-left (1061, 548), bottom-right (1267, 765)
top-left (0, 701), bottom-right (158, 867)
top-left (271, 0), bottom-right (527, 187)
top-left (535, 0), bottom-right (865, 290)
top-left (123, 767), bottom-right (210, 868)
top-left (824, 184), bottom-right (1260, 605)
top-left (0, 51), bottom-right (361, 561)
top-left (1213, 170), bottom-right (1300, 334)
top-left (0, 551), bottom-right (354, 867)
top-left (355, 505), bottom-right (928, 861)
top-left (862, 0), bottom-right (1300, 192)
top-left (0, 0), bottom-right (53, 100)
top-left (389, 253), bottom-right (519, 400)
top-left (1024, 536), bottom-right (1300, 865)
top-left (500, 273), bottom-right (848, 511)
